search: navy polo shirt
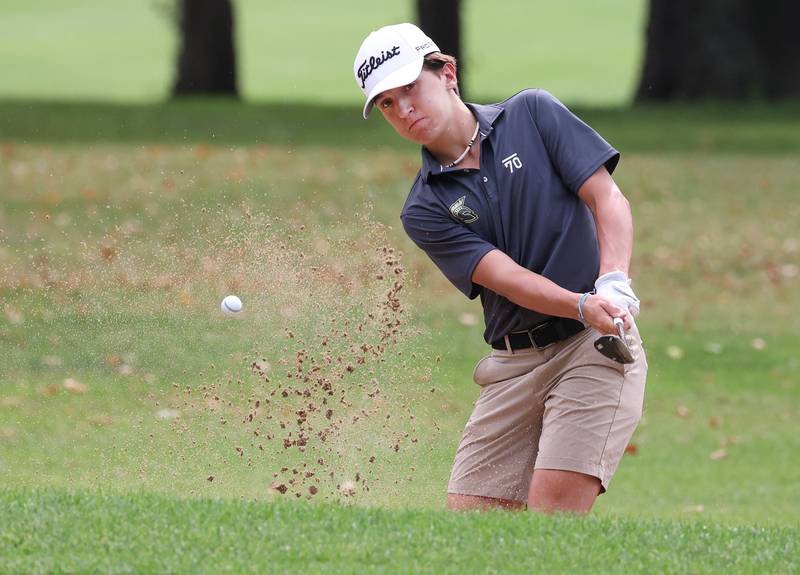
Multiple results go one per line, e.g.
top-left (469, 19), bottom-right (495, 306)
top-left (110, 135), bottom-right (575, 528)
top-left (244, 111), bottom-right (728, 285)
top-left (400, 89), bottom-right (620, 346)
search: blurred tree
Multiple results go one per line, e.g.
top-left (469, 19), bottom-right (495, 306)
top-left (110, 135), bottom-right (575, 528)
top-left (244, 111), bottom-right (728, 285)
top-left (637, 0), bottom-right (800, 101)
top-left (173, 0), bottom-right (238, 97)
top-left (417, 0), bottom-right (465, 97)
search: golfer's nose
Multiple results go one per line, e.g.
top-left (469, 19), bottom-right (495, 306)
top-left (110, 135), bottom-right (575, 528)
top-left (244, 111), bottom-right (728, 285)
top-left (396, 95), bottom-right (414, 118)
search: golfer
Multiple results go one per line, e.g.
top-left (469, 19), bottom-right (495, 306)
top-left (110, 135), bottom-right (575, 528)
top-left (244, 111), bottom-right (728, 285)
top-left (354, 23), bottom-right (647, 514)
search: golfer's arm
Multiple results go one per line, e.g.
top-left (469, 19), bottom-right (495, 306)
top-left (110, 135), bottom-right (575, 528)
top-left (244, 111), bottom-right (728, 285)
top-left (577, 166), bottom-right (633, 276)
top-left (472, 250), bottom-right (581, 320)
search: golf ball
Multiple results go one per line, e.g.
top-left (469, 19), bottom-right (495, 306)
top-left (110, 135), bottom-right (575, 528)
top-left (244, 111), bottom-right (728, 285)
top-left (221, 295), bottom-right (243, 316)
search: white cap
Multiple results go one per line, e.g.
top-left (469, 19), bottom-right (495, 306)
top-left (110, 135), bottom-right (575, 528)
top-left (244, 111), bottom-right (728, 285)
top-left (354, 23), bottom-right (439, 119)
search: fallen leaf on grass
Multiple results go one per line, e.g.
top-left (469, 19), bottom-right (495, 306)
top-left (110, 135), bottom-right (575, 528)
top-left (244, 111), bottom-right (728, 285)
top-left (42, 355), bottom-right (62, 367)
top-left (710, 448), bottom-right (728, 461)
top-left (37, 384), bottom-right (59, 397)
top-left (100, 246), bottom-right (116, 261)
top-left (87, 414), bottom-right (113, 426)
top-left (624, 443), bottom-right (639, 456)
top-left (193, 144), bottom-right (211, 159)
top-left (80, 187), bottom-right (101, 200)
top-left (43, 190), bottom-right (62, 205)
top-left (63, 378), bottom-right (88, 394)
top-left (1, 397), bottom-right (22, 408)
top-left (3, 305), bottom-right (24, 325)
top-left (683, 504), bottom-right (705, 513)
top-left (708, 416), bottom-right (722, 428)
top-left (751, 338), bottom-right (767, 351)
top-left (676, 405), bottom-right (690, 418)
top-left (666, 345), bottom-right (684, 360)
top-left (781, 264), bottom-right (799, 279)
top-left (156, 408), bottom-right (180, 420)
top-left (458, 312), bottom-right (478, 327)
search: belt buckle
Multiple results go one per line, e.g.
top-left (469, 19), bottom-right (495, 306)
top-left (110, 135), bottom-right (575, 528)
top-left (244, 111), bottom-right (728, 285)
top-left (527, 321), bottom-right (556, 350)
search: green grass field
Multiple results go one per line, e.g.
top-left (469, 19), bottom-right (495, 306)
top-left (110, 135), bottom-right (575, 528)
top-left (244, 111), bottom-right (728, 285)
top-left (2, 1), bottom-right (800, 571)
top-left (2, 100), bottom-right (799, 571)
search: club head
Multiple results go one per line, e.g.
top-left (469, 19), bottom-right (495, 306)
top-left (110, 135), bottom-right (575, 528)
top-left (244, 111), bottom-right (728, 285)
top-left (594, 318), bottom-right (634, 364)
top-left (594, 334), bottom-right (635, 364)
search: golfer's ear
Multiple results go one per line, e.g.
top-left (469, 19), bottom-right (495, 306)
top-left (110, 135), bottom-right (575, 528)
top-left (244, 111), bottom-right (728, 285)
top-left (441, 63), bottom-right (459, 91)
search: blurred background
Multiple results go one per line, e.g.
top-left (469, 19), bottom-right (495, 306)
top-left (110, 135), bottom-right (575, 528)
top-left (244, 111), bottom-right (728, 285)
top-left (2, 0), bottom-right (798, 105)
top-left (1, 0), bottom-right (644, 105)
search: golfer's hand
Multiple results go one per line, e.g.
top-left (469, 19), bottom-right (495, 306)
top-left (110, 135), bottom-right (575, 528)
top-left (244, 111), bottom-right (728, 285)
top-left (594, 271), bottom-right (640, 317)
top-left (582, 295), bottom-right (632, 335)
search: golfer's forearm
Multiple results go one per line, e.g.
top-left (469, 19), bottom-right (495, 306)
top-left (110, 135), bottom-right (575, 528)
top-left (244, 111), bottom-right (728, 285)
top-left (473, 250), bottom-right (583, 320)
top-left (593, 186), bottom-right (633, 276)
top-left (497, 270), bottom-right (582, 321)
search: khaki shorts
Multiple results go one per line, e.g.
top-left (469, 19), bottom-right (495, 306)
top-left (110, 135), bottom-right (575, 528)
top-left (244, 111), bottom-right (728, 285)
top-left (448, 323), bottom-right (647, 502)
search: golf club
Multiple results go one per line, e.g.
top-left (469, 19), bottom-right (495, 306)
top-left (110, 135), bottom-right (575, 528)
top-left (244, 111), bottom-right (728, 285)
top-left (594, 317), bottom-right (634, 364)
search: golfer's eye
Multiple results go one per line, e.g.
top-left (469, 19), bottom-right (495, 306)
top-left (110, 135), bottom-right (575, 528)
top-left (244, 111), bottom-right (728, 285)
top-left (380, 99), bottom-right (392, 109)
top-left (405, 82), bottom-right (416, 92)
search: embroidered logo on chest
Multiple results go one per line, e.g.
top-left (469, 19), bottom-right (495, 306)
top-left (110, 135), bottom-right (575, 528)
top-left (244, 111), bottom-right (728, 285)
top-left (449, 196), bottom-right (479, 224)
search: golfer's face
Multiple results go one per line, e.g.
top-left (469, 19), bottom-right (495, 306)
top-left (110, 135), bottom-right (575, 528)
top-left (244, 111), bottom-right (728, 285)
top-left (375, 70), bottom-right (449, 145)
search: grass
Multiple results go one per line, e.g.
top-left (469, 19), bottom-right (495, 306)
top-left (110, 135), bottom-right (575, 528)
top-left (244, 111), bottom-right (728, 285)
top-left (2, 91), bottom-right (800, 568)
top-left (0, 0), bottom-right (644, 105)
top-left (1, 490), bottom-right (797, 574)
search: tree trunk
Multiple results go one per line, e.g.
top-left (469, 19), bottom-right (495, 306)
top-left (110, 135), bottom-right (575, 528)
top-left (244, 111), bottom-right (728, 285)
top-left (637, 0), bottom-right (800, 101)
top-left (745, 0), bottom-right (800, 97)
top-left (417, 0), bottom-right (465, 97)
top-left (173, 0), bottom-right (238, 97)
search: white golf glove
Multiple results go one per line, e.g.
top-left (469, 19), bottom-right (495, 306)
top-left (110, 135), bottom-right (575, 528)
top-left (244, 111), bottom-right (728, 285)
top-left (594, 271), bottom-right (640, 317)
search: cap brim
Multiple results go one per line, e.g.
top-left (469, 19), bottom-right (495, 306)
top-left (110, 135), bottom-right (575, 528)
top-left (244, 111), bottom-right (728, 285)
top-left (362, 57), bottom-right (424, 119)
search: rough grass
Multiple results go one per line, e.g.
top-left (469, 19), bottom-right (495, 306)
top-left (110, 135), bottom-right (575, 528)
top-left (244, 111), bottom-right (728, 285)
top-left (1, 489), bottom-right (797, 574)
top-left (1, 136), bottom-right (799, 524)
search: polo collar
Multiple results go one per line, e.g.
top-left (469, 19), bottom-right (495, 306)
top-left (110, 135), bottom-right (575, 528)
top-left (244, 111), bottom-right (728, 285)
top-left (420, 102), bottom-right (504, 182)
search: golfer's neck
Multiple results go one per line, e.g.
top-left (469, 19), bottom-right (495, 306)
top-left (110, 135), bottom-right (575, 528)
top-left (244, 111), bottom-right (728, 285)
top-left (426, 103), bottom-right (479, 168)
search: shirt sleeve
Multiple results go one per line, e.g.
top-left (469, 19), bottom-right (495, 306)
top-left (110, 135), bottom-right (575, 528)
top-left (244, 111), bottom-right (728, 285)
top-left (401, 210), bottom-right (496, 299)
top-left (527, 89), bottom-right (620, 193)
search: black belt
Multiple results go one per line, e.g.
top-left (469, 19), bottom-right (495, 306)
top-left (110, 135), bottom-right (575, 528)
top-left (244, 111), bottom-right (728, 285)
top-left (492, 318), bottom-right (586, 352)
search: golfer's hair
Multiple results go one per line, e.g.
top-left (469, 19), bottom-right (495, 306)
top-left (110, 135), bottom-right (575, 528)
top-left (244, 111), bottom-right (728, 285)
top-left (423, 52), bottom-right (460, 97)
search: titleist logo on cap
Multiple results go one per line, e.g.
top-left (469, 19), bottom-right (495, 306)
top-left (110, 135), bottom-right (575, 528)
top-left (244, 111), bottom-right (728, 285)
top-left (357, 46), bottom-right (401, 88)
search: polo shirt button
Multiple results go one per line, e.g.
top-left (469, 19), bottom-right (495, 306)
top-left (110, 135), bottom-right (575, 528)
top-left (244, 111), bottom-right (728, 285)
top-left (483, 176), bottom-right (488, 183)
